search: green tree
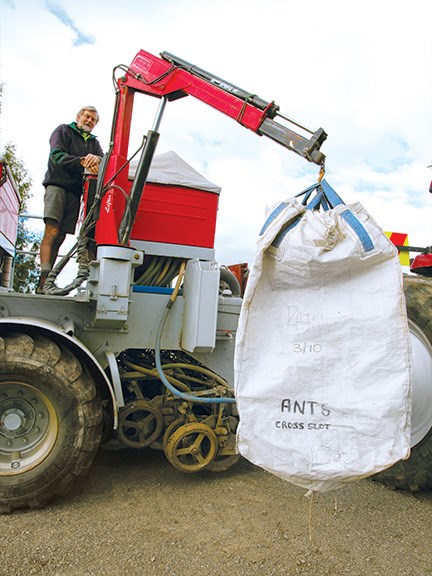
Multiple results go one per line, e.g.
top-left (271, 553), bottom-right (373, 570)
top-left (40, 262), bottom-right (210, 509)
top-left (2, 143), bottom-right (41, 293)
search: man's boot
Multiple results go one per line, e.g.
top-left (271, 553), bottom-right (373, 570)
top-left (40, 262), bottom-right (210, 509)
top-left (36, 270), bottom-right (49, 294)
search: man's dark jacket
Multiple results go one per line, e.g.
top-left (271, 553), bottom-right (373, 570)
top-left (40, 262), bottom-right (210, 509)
top-left (42, 122), bottom-right (103, 195)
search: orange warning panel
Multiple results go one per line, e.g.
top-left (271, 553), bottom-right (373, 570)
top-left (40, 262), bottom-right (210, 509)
top-left (385, 231), bottom-right (410, 266)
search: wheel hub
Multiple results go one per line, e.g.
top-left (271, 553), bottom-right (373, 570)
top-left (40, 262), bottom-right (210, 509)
top-left (164, 422), bottom-right (218, 472)
top-left (0, 382), bottom-right (58, 474)
top-left (118, 400), bottom-right (164, 448)
top-left (2, 409), bottom-right (26, 432)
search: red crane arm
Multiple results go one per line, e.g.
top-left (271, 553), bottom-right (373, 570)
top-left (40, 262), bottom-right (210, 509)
top-left (120, 49), bottom-right (326, 165)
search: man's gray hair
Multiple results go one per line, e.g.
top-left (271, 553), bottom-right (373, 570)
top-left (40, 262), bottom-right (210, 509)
top-left (77, 106), bottom-right (99, 122)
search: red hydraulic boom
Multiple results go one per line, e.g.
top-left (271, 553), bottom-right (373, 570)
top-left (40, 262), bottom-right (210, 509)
top-left (128, 50), bottom-right (326, 164)
top-left (95, 49), bottom-right (327, 246)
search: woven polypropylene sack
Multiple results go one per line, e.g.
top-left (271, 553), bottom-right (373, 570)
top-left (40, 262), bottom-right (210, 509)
top-left (234, 181), bottom-right (412, 492)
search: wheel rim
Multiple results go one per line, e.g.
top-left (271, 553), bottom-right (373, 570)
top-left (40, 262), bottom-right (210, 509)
top-left (409, 320), bottom-right (432, 447)
top-left (165, 422), bottom-right (218, 472)
top-left (207, 453), bottom-right (240, 472)
top-left (0, 381), bottom-right (59, 475)
top-left (202, 415), bottom-right (239, 472)
top-left (118, 400), bottom-right (164, 448)
top-left (162, 417), bottom-right (186, 452)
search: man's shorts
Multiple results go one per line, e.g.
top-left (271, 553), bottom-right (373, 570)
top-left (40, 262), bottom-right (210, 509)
top-left (43, 185), bottom-right (81, 234)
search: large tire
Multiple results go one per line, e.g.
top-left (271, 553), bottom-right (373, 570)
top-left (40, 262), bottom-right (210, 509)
top-left (0, 331), bottom-right (103, 512)
top-left (373, 275), bottom-right (432, 491)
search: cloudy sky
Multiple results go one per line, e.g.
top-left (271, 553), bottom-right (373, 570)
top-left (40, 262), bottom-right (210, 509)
top-left (1, 0), bottom-right (431, 270)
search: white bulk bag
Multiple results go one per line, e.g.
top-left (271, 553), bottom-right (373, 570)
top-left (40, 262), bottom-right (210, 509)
top-left (234, 180), bottom-right (412, 492)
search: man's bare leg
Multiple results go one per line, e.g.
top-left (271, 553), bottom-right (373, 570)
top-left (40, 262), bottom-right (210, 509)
top-left (37, 218), bottom-right (65, 292)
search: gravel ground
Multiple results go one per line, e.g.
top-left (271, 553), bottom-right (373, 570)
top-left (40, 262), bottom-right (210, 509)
top-left (1, 447), bottom-right (432, 576)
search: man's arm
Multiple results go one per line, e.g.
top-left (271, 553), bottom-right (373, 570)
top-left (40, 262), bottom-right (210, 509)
top-left (81, 138), bottom-right (104, 174)
top-left (80, 154), bottom-right (101, 174)
top-left (49, 124), bottom-right (83, 173)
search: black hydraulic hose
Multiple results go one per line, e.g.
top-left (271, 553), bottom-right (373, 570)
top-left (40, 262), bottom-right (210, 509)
top-left (118, 129), bottom-right (160, 245)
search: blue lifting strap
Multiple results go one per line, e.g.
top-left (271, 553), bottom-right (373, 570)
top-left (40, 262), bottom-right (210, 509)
top-left (267, 180), bottom-right (375, 252)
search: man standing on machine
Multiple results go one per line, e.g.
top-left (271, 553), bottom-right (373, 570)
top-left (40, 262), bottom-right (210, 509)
top-left (37, 106), bottom-right (103, 293)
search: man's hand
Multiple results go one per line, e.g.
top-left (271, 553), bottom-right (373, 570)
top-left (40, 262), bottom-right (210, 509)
top-left (80, 154), bottom-right (102, 175)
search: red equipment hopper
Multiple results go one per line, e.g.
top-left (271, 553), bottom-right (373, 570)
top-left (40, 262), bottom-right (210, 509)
top-left (127, 151), bottom-right (221, 248)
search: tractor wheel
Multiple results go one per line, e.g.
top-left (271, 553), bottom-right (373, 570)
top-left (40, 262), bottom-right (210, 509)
top-left (118, 400), bottom-right (164, 448)
top-left (165, 422), bottom-right (218, 473)
top-left (162, 417), bottom-right (186, 452)
top-left (0, 331), bottom-right (103, 513)
top-left (373, 276), bottom-right (432, 491)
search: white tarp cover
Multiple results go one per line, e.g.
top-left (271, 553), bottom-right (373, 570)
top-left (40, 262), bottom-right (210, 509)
top-left (234, 180), bottom-right (412, 492)
top-left (128, 151), bottom-right (221, 194)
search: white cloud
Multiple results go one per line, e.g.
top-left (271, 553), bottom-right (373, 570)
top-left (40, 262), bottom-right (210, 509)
top-left (0, 0), bottom-right (431, 276)
top-left (46, 1), bottom-right (95, 46)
